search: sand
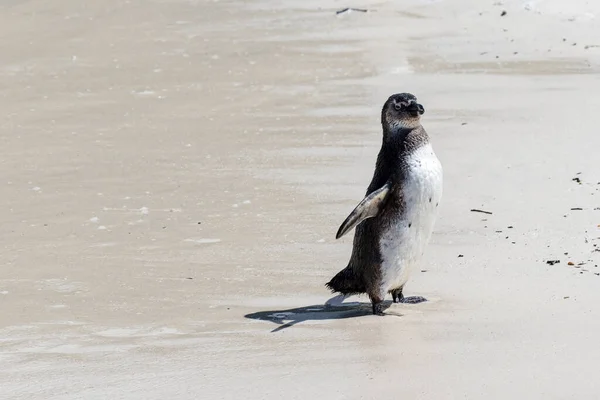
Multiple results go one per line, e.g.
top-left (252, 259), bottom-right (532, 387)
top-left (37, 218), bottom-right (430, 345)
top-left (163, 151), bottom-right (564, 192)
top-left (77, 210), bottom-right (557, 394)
top-left (2, 0), bottom-right (600, 398)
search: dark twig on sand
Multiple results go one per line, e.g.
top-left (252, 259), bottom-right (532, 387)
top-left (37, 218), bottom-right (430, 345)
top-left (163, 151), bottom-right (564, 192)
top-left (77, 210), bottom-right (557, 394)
top-left (336, 7), bottom-right (368, 15)
top-left (471, 209), bottom-right (493, 215)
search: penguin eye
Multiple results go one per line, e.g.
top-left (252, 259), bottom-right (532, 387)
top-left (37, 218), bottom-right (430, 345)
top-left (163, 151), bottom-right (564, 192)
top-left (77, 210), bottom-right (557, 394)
top-left (393, 103), bottom-right (401, 111)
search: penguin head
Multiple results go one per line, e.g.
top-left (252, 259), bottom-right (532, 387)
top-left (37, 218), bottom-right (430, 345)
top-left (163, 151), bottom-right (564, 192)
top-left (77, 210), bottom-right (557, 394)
top-left (381, 93), bottom-right (425, 130)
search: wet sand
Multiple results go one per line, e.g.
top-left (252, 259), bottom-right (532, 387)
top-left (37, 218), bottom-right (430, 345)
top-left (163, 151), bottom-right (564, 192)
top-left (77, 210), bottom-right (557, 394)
top-left (2, 0), bottom-right (600, 398)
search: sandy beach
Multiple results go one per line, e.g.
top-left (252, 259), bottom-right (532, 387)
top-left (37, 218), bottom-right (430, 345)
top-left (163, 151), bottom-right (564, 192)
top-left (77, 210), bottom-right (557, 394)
top-left (2, 0), bottom-right (600, 398)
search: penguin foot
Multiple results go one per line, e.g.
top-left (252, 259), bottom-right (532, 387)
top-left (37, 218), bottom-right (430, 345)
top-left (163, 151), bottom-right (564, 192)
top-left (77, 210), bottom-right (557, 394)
top-left (372, 302), bottom-right (385, 316)
top-left (399, 296), bottom-right (427, 304)
top-left (391, 287), bottom-right (426, 304)
top-left (391, 288), bottom-right (403, 303)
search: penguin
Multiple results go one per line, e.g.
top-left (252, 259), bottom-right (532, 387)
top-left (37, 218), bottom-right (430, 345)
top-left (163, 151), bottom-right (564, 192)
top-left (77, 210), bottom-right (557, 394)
top-left (326, 93), bottom-right (443, 316)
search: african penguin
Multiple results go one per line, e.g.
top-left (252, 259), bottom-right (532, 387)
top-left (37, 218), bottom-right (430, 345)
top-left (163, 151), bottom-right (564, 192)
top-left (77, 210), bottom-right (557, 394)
top-left (326, 93), bottom-right (443, 315)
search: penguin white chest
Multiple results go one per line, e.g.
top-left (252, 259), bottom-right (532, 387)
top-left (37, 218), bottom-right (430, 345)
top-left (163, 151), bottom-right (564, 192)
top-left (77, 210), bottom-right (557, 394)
top-left (379, 143), bottom-right (443, 292)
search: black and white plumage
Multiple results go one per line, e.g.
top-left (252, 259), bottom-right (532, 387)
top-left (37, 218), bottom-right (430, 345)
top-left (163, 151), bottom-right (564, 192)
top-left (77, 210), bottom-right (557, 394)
top-left (326, 93), bottom-right (443, 315)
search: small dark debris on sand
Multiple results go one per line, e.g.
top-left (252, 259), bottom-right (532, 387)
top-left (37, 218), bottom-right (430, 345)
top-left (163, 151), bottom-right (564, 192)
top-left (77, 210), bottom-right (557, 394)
top-left (507, 226), bottom-right (513, 229)
top-left (571, 207), bottom-right (583, 211)
top-left (500, 10), bottom-right (507, 16)
top-left (458, 254), bottom-right (464, 258)
top-left (471, 208), bottom-right (493, 215)
top-left (546, 260), bottom-right (560, 265)
top-left (336, 7), bottom-right (368, 15)
top-left (568, 261), bottom-right (575, 266)
top-left (462, 122), bottom-right (468, 125)
top-left (572, 177), bottom-right (582, 184)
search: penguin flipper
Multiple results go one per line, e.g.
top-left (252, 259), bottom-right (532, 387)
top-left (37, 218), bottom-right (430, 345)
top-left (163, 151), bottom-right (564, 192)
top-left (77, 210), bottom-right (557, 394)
top-left (335, 181), bottom-right (391, 239)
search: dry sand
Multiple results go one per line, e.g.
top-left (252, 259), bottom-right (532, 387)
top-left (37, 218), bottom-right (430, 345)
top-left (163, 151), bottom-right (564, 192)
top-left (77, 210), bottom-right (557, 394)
top-left (2, 0), bottom-right (600, 398)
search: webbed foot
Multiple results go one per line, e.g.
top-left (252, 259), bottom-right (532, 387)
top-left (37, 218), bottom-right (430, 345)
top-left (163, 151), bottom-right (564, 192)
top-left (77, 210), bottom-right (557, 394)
top-left (372, 302), bottom-right (385, 316)
top-left (391, 287), bottom-right (427, 304)
top-left (400, 296), bottom-right (427, 304)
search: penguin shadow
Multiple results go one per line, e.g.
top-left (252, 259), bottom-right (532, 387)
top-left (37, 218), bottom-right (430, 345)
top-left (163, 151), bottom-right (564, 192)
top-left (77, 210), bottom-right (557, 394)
top-left (244, 295), bottom-right (403, 332)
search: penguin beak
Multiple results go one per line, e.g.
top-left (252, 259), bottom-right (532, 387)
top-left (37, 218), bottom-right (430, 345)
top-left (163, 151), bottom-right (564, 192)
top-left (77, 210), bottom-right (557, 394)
top-left (407, 103), bottom-right (425, 117)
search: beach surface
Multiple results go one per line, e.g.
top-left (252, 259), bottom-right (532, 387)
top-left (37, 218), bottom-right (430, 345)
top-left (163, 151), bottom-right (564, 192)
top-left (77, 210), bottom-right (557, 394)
top-left (2, 0), bottom-right (600, 398)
